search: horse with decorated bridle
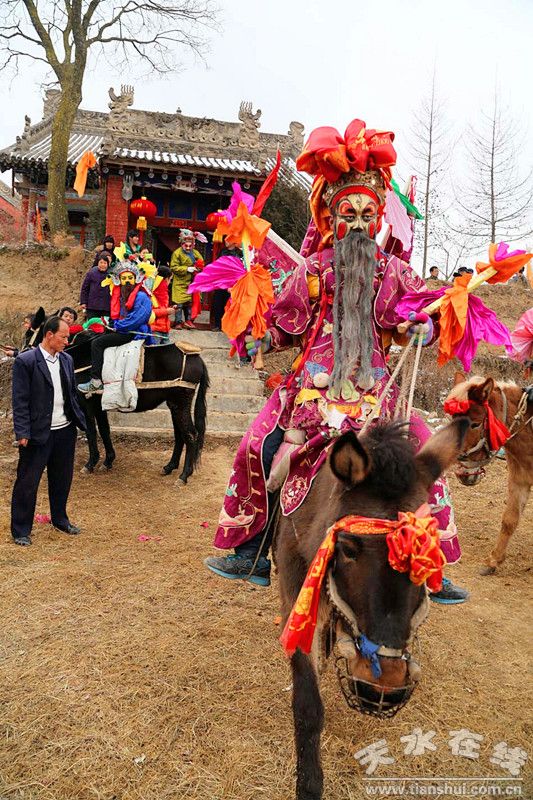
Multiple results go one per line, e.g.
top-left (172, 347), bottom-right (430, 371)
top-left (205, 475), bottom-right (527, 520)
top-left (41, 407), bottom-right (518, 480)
top-left (273, 418), bottom-right (469, 800)
top-left (444, 374), bottom-right (533, 576)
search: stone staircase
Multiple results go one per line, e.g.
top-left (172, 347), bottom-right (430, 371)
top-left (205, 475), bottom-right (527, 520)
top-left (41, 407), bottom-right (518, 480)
top-left (109, 329), bottom-right (265, 438)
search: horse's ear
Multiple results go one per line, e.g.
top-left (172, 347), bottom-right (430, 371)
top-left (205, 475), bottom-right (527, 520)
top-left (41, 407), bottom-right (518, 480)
top-left (330, 431), bottom-right (371, 487)
top-left (454, 370), bottom-right (466, 386)
top-left (468, 377), bottom-right (494, 405)
top-left (33, 307), bottom-right (46, 328)
top-left (416, 417), bottom-right (470, 488)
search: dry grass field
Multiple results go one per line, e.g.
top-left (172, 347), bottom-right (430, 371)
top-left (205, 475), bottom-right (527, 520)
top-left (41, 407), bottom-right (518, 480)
top-left (0, 426), bottom-right (531, 800)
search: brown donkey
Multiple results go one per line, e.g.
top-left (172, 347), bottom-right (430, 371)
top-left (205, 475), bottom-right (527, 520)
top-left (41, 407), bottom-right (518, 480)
top-left (445, 374), bottom-right (533, 575)
top-left (274, 419), bottom-right (469, 800)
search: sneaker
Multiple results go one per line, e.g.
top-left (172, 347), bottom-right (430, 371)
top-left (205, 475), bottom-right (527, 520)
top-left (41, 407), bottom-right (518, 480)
top-left (204, 554), bottom-right (271, 587)
top-left (78, 378), bottom-right (103, 394)
top-left (183, 320), bottom-right (196, 329)
top-left (430, 577), bottom-right (469, 605)
top-left (13, 536), bottom-right (32, 546)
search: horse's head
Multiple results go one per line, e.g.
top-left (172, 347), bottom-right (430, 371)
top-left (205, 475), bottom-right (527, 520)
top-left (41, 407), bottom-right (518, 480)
top-left (23, 307), bottom-right (47, 350)
top-left (325, 418), bottom-right (469, 717)
top-left (445, 373), bottom-right (500, 486)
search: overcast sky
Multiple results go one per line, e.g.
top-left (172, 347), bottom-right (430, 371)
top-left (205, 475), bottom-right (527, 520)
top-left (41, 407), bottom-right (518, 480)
top-left (1, 0), bottom-right (532, 260)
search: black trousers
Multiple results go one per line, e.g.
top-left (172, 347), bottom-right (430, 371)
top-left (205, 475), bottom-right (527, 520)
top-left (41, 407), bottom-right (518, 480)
top-left (91, 331), bottom-right (135, 379)
top-left (11, 424), bottom-right (77, 540)
top-left (86, 308), bottom-right (109, 319)
top-left (235, 425), bottom-right (285, 560)
top-left (212, 289), bottom-right (230, 328)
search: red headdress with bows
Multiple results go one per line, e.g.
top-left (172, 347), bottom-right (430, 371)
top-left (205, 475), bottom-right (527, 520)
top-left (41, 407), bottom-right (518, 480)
top-left (296, 119), bottom-right (397, 245)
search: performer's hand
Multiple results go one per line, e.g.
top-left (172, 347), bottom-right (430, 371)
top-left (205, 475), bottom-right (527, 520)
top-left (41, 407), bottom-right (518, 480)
top-left (187, 266), bottom-right (197, 273)
top-left (17, 438), bottom-right (28, 447)
top-left (406, 312), bottom-right (434, 345)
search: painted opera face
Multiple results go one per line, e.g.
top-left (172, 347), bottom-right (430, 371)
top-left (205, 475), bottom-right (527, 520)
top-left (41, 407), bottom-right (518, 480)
top-left (119, 270), bottom-right (136, 286)
top-left (181, 237), bottom-right (194, 252)
top-left (332, 188), bottom-right (381, 241)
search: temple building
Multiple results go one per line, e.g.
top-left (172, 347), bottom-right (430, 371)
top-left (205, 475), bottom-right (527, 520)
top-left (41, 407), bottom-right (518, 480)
top-left (0, 87), bottom-right (307, 260)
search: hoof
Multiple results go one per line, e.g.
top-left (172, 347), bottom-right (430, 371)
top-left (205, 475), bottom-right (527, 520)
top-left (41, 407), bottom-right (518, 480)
top-left (175, 478), bottom-right (186, 488)
top-left (80, 465), bottom-right (94, 475)
top-left (162, 465), bottom-right (174, 476)
top-left (479, 564), bottom-right (496, 576)
top-left (102, 462), bottom-right (114, 471)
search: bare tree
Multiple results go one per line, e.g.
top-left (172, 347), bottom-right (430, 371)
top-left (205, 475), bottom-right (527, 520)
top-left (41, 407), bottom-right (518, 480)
top-left (0, 0), bottom-right (217, 235)
top-left (450, 88), bottom-right (533, 245)
top-left (432, 227), bottom-right (473, 280)
top-left (408, 70), bottom-right (452, 278)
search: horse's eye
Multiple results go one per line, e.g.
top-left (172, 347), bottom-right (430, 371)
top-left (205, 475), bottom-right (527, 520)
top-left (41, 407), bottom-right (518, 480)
top-left (338, 541), bottom-right (359, 561)
top-left (470, 422), bottom-right (482, 430)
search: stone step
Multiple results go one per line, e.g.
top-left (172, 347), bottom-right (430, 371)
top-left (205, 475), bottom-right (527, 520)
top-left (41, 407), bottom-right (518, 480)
top-left (204, 360), bottom-right (261, 379)
top-left (209, 375), bottom-right (265, 397)
top-left (208, 393), bottom-right (265, 414)
top-left (109, 408), bottom-right (169, 430)
top-left (110, 404), bottom-right (259, 434)
top-left (208, 410), bottom-right (256, 433)
top-left (171, 329), bottom-right (228, 350)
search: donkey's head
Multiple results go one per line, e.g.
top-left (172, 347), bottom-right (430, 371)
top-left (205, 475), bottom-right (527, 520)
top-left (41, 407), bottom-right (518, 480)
top-left (325, 418), bottom-right (469, 717)
top-left (445, 373), bottom-right (504, 486)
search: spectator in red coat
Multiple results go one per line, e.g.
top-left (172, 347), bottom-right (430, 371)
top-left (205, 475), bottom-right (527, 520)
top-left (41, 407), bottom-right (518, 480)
top-left (150, 265), bottom-right (173, 343)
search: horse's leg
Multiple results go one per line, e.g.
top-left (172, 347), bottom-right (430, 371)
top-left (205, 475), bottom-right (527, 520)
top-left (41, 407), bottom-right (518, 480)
top-left (481, 472), bottom-right (531, 575)
top-left (162, 404), bottom-right (184, 476)
top-left (291, 650), bottom-right (324, 800)
top-left (81, 403), bottom-right (100, 474)
top-left (277, 534), bottom-right (324, 799)
top-left (95, 407), bottom-right (116, 469)
top-left (174, 395), bottom-right (198, 485)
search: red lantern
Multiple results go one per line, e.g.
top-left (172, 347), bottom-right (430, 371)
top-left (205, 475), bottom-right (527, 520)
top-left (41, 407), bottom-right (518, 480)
top-left (206, 211), bottom-right (220, 231)
top-left (129, 196), bottom-right (157, 244)
top-left (130, 196), bottom-right (157, 220)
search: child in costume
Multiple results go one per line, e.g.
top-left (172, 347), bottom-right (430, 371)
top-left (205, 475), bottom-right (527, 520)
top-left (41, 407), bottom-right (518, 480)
top-left (170, 229), bottom-right (205, 329)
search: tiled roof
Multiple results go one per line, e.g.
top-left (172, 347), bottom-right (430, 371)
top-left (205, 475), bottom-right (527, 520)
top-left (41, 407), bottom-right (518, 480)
top-left (0, 132), bottom-right (104, 166)
top-left (111, 148), bottom-right (260, 174)
top-left (264, 156), bottom-right (312, 193)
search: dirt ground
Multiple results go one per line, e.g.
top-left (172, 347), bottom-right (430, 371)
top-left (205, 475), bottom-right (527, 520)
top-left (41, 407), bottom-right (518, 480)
top-left (0, 425), bottom-right (531, 800)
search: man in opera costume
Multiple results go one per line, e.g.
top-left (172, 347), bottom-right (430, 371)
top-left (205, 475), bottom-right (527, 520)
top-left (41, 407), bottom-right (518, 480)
top-left (205, 119), bottom-right (468, 604)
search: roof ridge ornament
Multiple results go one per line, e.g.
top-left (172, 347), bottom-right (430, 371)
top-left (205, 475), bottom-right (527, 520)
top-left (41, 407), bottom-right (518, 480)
top-left (238, 101), bottom-right (261, 148)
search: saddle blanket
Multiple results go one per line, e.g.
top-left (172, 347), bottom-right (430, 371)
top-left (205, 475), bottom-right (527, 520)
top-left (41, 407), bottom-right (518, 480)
top-left (102, 340), bottom-right (143, 412)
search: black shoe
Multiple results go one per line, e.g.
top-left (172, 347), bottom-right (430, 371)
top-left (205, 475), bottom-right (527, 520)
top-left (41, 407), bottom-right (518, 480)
top-left (13, 536), bottom-right (32, 546)
top-left (54, 523), bottom-right (81, 535)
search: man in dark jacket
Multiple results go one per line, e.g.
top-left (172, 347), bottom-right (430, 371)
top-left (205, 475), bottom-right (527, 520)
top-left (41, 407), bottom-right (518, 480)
top-left (11, 316), bottom-right (86, 546)
top-left (80, 253), bottom-right (112, 319)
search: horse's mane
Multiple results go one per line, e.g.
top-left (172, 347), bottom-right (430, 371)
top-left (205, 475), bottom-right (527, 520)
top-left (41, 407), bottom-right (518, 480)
top-left (447, 376), bottom-right (518, 402)
top-left (361, 422), bottom-right (417, 500)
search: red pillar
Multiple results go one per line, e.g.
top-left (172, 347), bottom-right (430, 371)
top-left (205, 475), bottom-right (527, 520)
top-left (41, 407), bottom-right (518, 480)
top-left (105, 175), bottom-right (129, 243)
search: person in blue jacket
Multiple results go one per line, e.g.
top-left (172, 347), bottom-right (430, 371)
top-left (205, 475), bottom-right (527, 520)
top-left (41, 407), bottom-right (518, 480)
top-left (78, 262), bottom-right (153, 394)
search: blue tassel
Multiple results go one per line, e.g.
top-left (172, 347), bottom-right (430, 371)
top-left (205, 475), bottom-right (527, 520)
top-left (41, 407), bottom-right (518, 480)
top-left (358, 634), bottom-right (382, 679)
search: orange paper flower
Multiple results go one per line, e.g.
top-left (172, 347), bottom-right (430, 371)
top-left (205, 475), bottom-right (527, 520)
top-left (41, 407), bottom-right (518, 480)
top-left (216, 201), bottom-right (271, 250)
top-left (222, 263), bottom-right (275, 342)
top-left (437, 273), bottom-right (470, 367)
top-left (476, 242), bottom-right (533, 284)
